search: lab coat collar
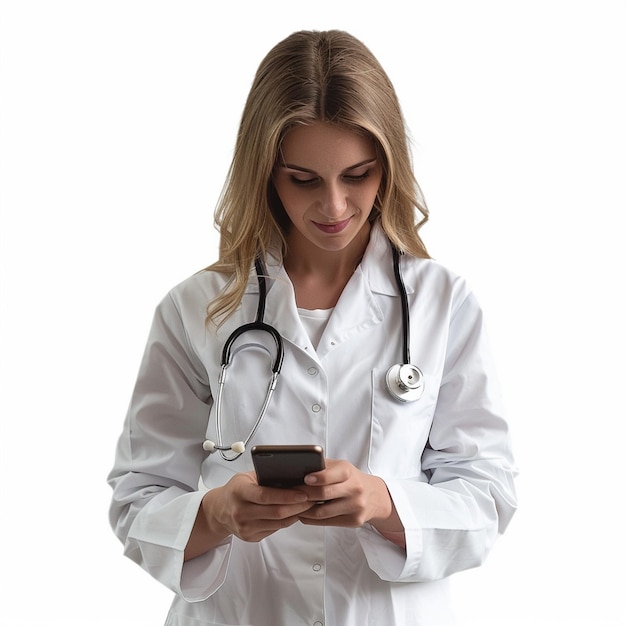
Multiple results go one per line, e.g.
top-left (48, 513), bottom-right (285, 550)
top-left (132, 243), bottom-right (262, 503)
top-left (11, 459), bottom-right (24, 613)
top-left (359, 221), bottom-right (415, 297)
top-left (242, 221), bottom-right (407, 354)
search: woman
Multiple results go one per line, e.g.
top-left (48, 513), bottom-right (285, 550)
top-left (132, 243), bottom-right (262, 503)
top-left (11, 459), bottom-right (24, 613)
top-left (108, 30), bottom-right (517, 625)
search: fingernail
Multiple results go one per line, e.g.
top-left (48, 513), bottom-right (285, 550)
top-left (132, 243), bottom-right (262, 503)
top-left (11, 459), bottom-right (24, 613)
top-left (304, 475), bottom-right (317, 485)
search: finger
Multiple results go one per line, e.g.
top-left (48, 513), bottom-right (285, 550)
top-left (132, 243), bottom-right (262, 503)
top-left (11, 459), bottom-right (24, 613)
top-left (252, 500), bottom-right (315, 520)
top-left (249, 486), bottom-right (310, 507)
top-left (229, 500), bottom-right (315, 541)
top-left (303, 459), bottom-right (351, 487)
top-left (235, 511), bottom-right (305, 542)
top-left (298, 496), bottom-right (350, 520)
top-left (298, 507), bottom-right (361, 527)
top-left (298, 503), bottom-right (370, 528)
top-left (299, 477), bottom-right (353, 503)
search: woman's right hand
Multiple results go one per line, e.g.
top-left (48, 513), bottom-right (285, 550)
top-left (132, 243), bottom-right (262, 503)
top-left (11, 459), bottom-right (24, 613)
top-left (185, 472), bottom-right (313, 560)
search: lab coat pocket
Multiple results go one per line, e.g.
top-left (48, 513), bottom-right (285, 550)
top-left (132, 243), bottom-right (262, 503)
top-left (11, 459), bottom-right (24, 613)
top-left (368, 368), bottom-right (434, 479)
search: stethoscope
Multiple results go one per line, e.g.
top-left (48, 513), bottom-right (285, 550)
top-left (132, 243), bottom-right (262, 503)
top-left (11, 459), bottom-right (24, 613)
top-left (203, 242), bottom-right (424, 460)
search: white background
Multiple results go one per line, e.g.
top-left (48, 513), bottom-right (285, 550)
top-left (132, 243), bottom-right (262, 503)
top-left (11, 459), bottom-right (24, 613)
top-left (1, 1), bottom-right (625, 624)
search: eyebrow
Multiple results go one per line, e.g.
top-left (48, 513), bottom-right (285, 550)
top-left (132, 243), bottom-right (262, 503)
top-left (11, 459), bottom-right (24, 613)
top-left (279, 157), bottom-right (377, 174)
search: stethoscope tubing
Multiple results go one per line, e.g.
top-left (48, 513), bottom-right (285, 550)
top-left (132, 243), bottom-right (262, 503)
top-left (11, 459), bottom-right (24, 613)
top-left (204, 240), bottom-right (424, 459)
top-left (391, 244), bottom-right (411, 365)
top-left (220, 321), bottom-right (284, 375)
top-left (212, 258), bottom-right (285, 460)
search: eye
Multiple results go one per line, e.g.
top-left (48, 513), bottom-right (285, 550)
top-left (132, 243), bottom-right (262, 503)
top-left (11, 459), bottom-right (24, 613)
top-left (343, 169), bottom-right (372, 183)
top-left (290, 175), bottom-right (319, 187)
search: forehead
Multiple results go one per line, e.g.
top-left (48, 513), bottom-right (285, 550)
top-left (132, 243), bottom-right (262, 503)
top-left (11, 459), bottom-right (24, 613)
top-left (280, 122), bottom-right (376, 168)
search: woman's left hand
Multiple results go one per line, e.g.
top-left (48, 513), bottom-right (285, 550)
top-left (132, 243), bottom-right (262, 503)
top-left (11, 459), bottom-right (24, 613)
top-left (297, 458), bottom-right (406, 547)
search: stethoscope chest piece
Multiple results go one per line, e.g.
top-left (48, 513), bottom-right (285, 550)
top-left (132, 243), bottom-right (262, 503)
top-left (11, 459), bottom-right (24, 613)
top-left (386, 363), bottom-right (425, 403)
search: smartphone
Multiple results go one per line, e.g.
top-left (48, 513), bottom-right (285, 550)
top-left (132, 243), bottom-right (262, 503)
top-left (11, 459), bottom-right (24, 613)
top-left (251, 445), bottom-right (325, 488)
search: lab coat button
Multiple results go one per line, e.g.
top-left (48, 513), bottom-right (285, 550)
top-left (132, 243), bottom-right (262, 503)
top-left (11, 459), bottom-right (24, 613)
top-left (312, 563), bottom-right (322, 571)
top-left (307, 367), bottom-right (318, 376)
top-left (311, 404), bottom-right (321, 413)
top-left (314, 622), bottom-right (323, 626)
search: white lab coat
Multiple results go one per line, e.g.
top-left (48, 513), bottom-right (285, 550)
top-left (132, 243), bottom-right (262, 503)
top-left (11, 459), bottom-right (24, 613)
top-left (108, 223), bottom-right (517, 626)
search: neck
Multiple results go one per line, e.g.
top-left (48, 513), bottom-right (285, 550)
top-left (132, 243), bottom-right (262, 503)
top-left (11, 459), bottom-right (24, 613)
top-left (283, 223), bottom-right (371, 309)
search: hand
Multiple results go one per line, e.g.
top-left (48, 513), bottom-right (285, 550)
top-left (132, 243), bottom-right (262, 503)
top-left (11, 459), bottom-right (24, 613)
top-left (185, 471), bottom-right (315, 559)
top-left (203, 471), bottom-right (315, 543)
top-left (296, 459), bottom-right (406, 546)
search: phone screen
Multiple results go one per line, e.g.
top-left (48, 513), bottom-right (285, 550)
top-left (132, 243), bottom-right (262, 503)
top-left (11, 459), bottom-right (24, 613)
top-left (251, 445), bottom-right (325, 488)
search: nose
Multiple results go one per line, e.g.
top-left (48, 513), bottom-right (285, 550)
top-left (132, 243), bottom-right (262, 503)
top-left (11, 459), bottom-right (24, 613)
top-left (320, 182), bottom-right (347, 219)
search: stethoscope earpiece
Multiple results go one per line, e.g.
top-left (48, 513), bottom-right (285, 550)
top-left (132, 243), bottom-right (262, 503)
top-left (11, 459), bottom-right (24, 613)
top-left (385, 363), bottom-right (425, 403)
top-left (202, 439), bottom-right (246, 455)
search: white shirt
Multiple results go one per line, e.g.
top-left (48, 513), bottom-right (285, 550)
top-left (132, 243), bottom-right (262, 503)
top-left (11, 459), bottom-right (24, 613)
top-left (108, 223), bottom-right (517, 626)
top-left (298, 306), bottom-right (333, 348)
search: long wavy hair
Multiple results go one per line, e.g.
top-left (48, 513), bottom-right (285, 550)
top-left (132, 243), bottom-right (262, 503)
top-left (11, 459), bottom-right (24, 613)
top-left (206, 30), bottom-right (430, 325)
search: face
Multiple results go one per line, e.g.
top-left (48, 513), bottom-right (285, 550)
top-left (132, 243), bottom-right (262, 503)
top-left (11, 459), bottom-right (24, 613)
top-left (272, 122), bottom-right (382, 258)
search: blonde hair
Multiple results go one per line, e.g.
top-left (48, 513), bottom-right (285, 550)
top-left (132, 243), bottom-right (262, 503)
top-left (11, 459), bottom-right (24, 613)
top-left (206, 29), bottom-right (430, 325)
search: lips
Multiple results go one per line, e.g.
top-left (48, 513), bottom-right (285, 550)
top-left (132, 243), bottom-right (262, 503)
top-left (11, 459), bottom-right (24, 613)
top-left (312, 218), bottom-right (351, 234)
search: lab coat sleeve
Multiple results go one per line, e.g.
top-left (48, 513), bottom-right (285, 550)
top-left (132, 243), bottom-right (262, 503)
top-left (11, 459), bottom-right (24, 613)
top-left (107, 293), bottom-right (232, 601)
top-left (357, 291), bottom-right (517, 582)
